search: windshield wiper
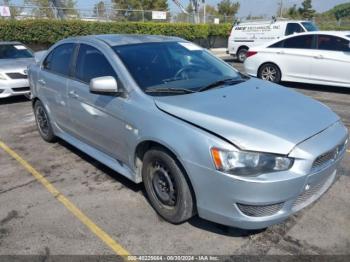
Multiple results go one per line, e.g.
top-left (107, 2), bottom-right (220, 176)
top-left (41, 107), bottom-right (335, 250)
top-left (145, 87), bottom-right (197, 94)
top-left (198, 77), bottom-right (246, 92)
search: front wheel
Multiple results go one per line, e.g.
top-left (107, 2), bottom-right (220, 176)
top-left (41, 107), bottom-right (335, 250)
top-left (258, 63), bottom-right (282, 83)
top-left (142, 147), bottom-right (195, 224)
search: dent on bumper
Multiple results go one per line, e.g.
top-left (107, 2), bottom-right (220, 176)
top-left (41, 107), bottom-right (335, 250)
top-left (185, 156), bottom-right (342, 230)
top-left (183, 122), bottom-right (348, 229)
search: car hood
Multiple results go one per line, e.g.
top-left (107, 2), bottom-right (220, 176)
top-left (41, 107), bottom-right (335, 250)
top-left (0, 58), bottom-right (35, 71)
top-left (154, 78), bottom-right (339, 155)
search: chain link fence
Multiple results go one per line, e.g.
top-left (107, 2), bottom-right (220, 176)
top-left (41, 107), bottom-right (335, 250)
top-left (2, 5), bottom-right (236, 24)
top-left (1, 5), bottom-right (349, 28)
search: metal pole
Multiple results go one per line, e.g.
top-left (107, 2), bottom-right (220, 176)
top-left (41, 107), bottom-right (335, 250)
top-left (279, 0), bottom-right (283, 17)
top-left (203, 1), bottom-right (206, 24)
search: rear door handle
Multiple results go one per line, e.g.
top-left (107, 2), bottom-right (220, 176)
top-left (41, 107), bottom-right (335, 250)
top-left (38, 79), bottom-right (46, 85)
top-left (314, 55), bottom-right (324, 59)
top-left (68, 90), bottom-right (79, 99)
top-left (277, 51), bottom-right (285, 55)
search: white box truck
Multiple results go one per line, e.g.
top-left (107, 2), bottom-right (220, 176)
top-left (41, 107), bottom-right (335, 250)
top-left (227, 19), bottom-right (318, 62)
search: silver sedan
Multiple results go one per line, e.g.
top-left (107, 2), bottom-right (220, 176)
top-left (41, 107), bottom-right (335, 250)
top-left (28, 35), bottom-right (348, 229)
top-left (0, 42), bottom-right (35, 99)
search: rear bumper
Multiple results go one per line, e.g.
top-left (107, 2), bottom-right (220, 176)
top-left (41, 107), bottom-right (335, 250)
top-left (183, 121), bottom-right (348, 229)
top-left (0, 79), bottom-right (30, 98)
top-left (244, 58), bottom-right (258, 77)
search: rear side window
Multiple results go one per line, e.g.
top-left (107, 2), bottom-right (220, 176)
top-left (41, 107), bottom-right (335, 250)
top-left (317, 35), bottom-right (350, 52)
top-left (285, 23), bottom-right (305, 36)
top-left (43, 43), bottom-right (75, 76)
top-left (283, 35), bottom-right (314, 49)
top-left (75, 44), bottom-right (117, 83)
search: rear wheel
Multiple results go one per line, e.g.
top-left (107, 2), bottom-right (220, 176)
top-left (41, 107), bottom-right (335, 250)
top-left (258, 63), bottom-right (281, 83)
top-left (34, 100), bottom-right (56, 143)
top-left (142, 147), bottom-right (195, 224)
top-left (237, 47), bottom-right (248, 63)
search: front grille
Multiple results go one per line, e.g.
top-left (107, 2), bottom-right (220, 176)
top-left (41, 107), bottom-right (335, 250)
top-left (237, 202), bottom-right (284, 217)
top-left (6, 72), bottom-right (28, 79)
top-left (311, 141), bottom-right (346, 173)
top-left (12, 87), bottom-right (30, 92)
top-left (292, 178), bottom-right (328, 211)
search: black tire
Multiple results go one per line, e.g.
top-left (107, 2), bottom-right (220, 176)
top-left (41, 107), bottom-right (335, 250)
top-left (237, 47), bottom-right (248, 63)
top-left (258, 63), bottom-right (282, 83)
top-left (34, 100), bottom-right (57, 143)
top-left (142, 147), bottom-right (195, 224)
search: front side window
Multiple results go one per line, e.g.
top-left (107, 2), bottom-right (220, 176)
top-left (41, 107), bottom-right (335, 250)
top-left (113, 42), bottom-right (243, 95)
top-left (283, 35), bottom-right (314, 49)
top-left (285, 23), bottom-right (305, 36)
top-left (0, 44), bottom-right (33, 59)
top-left (75, 44), bottom-right (117, 83)
top-left (43, 43), bottom-right (75, 76)
top-left (317, 35), bottom-right (350, 52)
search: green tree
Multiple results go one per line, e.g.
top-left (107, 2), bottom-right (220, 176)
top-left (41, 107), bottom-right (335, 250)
top-left (93, 1), bottom-right (107, 19)
top-left (217, 0), bottom-right (240, 17)
top-left (112, 0), bottom-right (168, 11)
top-left (329, 3), bottom-right (350, 21)
top-left (298, 0), bottom-right (315, 20)
top-left (25, 0), bottom-right (78, 18)
top-left (112, 0), bottom-right (168, 21)
top-left (200, 4), bottom-right (218, 17)
top-left (282, 4), bottom-right (301, 19)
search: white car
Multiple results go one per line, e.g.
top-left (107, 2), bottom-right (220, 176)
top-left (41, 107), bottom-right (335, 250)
top-left (244, 31), bottom-right (350, 88)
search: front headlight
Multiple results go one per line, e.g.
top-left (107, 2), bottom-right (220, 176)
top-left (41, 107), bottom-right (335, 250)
top-left (0, 73), bottom-right (8, 80)
top-left (211, 148), bottom-right (293, 176)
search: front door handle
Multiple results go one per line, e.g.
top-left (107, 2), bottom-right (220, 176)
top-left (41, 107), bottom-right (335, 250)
top-left (38, 79), bottom-right (46, 85)
top-left (314, 55), bottom-right (324, 59)
top-left (68, 90), bottom-right (79, 99)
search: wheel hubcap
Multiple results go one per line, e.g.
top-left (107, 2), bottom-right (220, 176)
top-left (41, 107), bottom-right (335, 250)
top-left (261, 66), bottom-right (277, 82)
top-left (36, 106), bottom-right (49, 136)
top-left (151, 161), bottom-right (177, 207)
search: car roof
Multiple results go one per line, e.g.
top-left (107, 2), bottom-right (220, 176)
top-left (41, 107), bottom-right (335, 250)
top-left (65, 34), bottom-right (185, 46)
top-left (282, 31), bottom-right (350, 38)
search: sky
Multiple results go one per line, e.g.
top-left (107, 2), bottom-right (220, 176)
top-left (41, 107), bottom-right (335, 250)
top-left (6, 0), bottom-right (350, 17)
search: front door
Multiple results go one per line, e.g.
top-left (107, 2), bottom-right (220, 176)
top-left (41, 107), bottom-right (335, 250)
top-left (67, 44), bottom-right (129, 163)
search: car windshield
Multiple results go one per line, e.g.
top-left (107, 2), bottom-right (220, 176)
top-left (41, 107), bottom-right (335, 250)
top-left (301, 22), bottom-right (319, 32)
top-left (113, 42), bottom-right (245, 95)
top-left (0, 44), bottom-right (33, 59)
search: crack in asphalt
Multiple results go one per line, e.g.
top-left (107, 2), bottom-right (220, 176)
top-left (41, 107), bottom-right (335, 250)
top-left (0, 179), bottom-right (37, 195)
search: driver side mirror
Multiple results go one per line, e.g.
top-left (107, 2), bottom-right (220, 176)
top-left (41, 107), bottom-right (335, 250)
top-left (89, 76), bottom-right (120, 95)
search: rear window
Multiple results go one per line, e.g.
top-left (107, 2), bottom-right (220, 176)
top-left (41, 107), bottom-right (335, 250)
top-left (317, 35), bottom-right (350, 52)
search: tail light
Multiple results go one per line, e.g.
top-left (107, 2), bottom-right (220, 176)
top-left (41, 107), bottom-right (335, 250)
top-left (246, 51), bottom-right (257, 58)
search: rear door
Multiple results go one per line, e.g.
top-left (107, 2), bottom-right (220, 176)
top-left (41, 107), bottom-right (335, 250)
top-left (38, 43), bottom-right (75, 132)
top-left (274, 34), bottom-right (316, 81)
top-left (310, 34), bottom-right (350, 86)
top-left (67, 43), bottom-right (129, 163)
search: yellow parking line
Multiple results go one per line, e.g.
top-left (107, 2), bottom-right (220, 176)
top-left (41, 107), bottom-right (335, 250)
top-left (0, 140), bottom-right (130, 257)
